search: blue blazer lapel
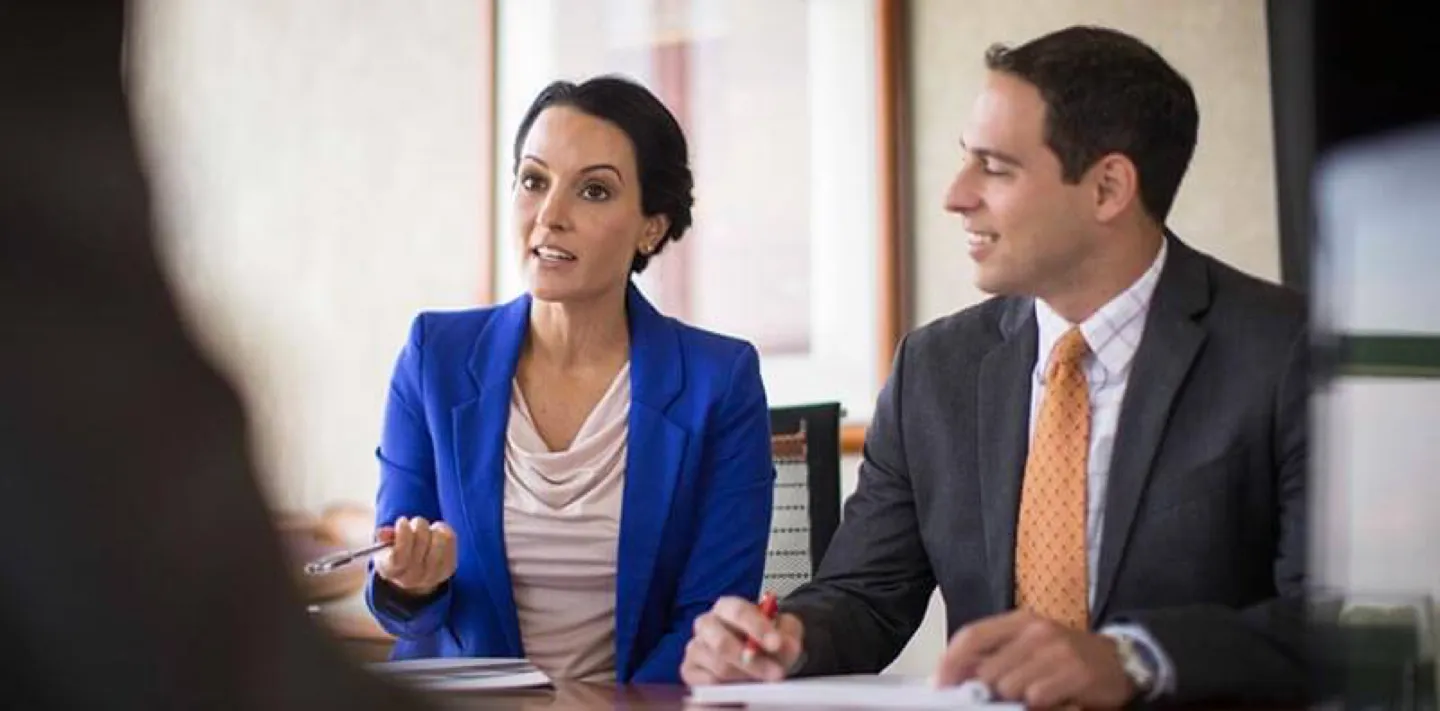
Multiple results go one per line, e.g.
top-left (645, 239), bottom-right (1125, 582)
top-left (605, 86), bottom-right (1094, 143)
top-left (453, 293), bottom-right (530, 654)
top-left (614, 283), bottom-right (688, 678)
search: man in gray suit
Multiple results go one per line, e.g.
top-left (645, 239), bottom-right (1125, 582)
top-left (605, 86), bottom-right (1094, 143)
top-left (682, 25), bottom-right (1308, 708)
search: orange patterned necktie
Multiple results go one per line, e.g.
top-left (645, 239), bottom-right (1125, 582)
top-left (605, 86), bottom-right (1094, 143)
top-left (1014, 327), bottom-right (1091, 630)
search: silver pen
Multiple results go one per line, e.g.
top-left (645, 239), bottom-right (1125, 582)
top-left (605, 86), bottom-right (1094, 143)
top-left (302, 540), bottom-right (393, 576)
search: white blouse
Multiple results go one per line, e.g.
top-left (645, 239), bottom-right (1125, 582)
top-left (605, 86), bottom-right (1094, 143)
top-left (502, 362), bottom-right (629, 682)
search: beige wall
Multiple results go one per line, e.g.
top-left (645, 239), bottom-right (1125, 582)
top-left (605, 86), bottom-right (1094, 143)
top-left (909, 0), bottom-right (1281, 326)
top-left (128, 0), bottom-right (490, 513)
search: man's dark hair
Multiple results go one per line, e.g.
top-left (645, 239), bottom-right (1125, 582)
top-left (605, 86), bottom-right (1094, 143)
top-left (985, 26), bottom-right (1199, 222)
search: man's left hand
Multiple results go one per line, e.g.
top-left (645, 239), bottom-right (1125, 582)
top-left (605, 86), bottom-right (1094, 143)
top-left (934, 610), bottom-right (1137, 709)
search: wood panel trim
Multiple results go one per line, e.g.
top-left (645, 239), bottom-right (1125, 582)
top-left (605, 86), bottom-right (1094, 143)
top-left (480, 0), bottom-right (498, 304)
top-left (841, 423), bottom-right (867, 455)
top-left (845, 0), bottom-right (911, 455)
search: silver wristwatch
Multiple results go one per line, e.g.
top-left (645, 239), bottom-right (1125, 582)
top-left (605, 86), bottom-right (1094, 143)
top-left (1110, 632), bottom-right (1158, 695)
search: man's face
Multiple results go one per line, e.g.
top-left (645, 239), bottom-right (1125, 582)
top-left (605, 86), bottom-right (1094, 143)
top-left (944, 71), bottom-right (1098, 300)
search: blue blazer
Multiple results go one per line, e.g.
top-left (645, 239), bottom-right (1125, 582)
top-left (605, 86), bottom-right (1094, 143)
top-left (365, 283), bottom-right (775, 683)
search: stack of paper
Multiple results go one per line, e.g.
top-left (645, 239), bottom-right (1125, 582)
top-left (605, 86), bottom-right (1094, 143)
top-left (686, 674), bottom-right (1021, 709)
top-left (367, 657), bottom-right (551, 691)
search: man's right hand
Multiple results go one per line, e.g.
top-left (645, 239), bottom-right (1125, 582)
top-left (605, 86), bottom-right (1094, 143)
top-left (372, 516), bottom-right (457, 598)
top-left (682, 596), bottom-right (806, 685)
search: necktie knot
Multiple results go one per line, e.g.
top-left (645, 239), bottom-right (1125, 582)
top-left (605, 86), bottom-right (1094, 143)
top-left (1046, 327), bottom-right (1089, 380)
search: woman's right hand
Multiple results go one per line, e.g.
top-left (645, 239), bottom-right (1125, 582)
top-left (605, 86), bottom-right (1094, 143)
top-left (372, 516), bottom-right (458, 598)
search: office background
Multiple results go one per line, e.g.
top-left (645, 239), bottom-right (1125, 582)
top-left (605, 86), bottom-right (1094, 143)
top-left (124, 0), bottom-right (1438, 675)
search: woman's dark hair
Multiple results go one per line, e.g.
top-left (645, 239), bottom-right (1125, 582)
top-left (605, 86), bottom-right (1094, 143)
top-left (512, 75), bottom-right (694, 274)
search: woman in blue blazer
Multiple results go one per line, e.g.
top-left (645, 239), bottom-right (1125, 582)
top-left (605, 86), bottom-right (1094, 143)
top-left (364, 75), bottom-right (775, 684)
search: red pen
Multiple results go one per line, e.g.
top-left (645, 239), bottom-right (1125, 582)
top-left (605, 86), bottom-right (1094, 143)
top-left (740, 591), bottom-right (779, 666)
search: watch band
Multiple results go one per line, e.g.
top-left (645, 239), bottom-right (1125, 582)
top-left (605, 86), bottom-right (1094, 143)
top-left (1111, 631), bottom-right (1158, 693)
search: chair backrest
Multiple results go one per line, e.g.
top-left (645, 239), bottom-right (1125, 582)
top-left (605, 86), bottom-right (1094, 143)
top-left (763, 402), bottom-right (843, 598)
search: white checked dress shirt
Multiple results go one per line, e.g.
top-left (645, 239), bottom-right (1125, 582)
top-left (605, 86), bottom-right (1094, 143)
top-left (1028, 238), bottom-right (1175, 697)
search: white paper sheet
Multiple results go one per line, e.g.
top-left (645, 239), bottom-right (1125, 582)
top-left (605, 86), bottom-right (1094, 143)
top-left (367, 657), bottom-right (552, 691)
top-left (686, 674), bottom-right (1022, 709)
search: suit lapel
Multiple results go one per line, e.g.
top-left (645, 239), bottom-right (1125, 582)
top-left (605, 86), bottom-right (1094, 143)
top-left (976, 299), bottom-right (1038, 612)
top-left (1091, 235), bottom-right (1210, 619)
top-left (614, 284), bottom-right (687, 678)
top-left (453, 293), bottom-right (530, 654)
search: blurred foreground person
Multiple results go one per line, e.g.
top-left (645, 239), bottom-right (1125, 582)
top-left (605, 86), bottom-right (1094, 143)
top-left (0, 4), bottom-right (430, 709)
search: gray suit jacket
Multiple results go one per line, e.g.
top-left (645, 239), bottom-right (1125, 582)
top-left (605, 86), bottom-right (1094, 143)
top-left (783, 235), bottom-right (1309, 705)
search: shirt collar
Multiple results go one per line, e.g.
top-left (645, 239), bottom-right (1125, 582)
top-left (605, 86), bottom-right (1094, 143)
top-left (1035, 237), bottom-right (1168, 385)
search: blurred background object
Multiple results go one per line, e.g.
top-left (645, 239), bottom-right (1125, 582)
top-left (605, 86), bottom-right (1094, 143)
top-left (276, 502), bottom-right (398, 662)
top-left (1269, 1), bottom-right (1440, 707)
top-left (1307, 123), bottom-right (1440, 710)
top-left (277, 502), bottom-right (377, 602)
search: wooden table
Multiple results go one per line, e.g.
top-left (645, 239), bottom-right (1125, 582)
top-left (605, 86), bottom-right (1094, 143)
top-left (304, 598), bottom-right (1311, 709)
top-left (416, 682), bottom-right (1305, 710)
top-left (307, 589), bottom-right (396, 664)
top-left (422, 683), bottom-right (685, 710)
